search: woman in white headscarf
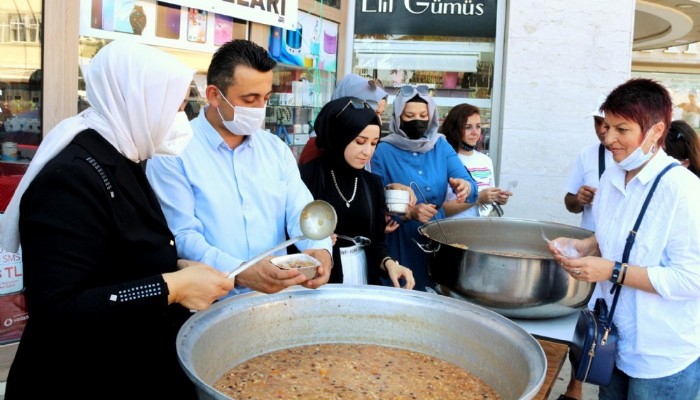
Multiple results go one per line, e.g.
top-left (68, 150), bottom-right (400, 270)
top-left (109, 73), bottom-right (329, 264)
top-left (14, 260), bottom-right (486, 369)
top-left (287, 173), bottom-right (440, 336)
top-left (370, 86), bottom-right (477, 291)
top-left (0, 40), bottom-right (233, 399)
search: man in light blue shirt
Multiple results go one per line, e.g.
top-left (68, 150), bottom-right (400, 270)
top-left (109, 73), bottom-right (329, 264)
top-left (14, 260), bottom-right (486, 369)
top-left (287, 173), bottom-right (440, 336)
top-left (146, 40), bottom-right (332, 295)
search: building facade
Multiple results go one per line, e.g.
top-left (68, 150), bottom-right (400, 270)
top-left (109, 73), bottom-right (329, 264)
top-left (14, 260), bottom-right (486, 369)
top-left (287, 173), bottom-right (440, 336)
top-left (1, 1), bottom-right (639, 227)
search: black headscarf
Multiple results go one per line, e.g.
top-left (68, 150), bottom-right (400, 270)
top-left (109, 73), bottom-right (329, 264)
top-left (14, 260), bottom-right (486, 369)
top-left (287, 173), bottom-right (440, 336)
top-left (314, 96), bottom-right (380, 175)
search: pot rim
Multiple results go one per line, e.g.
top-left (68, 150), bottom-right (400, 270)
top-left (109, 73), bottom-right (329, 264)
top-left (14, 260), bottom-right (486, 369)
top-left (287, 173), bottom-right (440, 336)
top-left (418, 216), bottom-right (593, 232)
top-left (418, 217), bottom-right (593, 248)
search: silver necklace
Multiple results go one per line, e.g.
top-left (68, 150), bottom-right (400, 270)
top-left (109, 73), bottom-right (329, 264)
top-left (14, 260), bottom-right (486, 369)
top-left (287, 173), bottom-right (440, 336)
top-left (330, 169), bottom-right (358, 208)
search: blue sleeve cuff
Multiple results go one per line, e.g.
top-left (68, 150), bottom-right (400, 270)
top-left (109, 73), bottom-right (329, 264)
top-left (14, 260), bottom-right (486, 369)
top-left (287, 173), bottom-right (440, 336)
top-left (467, 180), bottom-right (478, 203)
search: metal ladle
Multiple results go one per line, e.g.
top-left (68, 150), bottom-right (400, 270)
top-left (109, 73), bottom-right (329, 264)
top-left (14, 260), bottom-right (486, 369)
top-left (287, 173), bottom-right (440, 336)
top-left (336, 234), bottom-right (371, 247)
top-left (227, 200), bottom-right (338, 279)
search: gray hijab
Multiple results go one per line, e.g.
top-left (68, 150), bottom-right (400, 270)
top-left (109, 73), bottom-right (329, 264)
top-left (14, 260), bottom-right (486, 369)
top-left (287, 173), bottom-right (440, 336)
top-left (332, 73), bottom-right (388, 103)
top-left (381, 87), bottom-right (442, 153)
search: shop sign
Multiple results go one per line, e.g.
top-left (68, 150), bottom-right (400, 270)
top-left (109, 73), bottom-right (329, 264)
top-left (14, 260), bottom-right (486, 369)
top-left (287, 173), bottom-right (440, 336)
top-left (164, 0), bottom-right (299, 30)
top-left (81, 0), bottom-right (298, 45)
top-left (80, 0), bottom-right (299, 53)
top-left (0, 246), bottom-right (22, 295)
top-left (355, 0), bottom-right (496, 37)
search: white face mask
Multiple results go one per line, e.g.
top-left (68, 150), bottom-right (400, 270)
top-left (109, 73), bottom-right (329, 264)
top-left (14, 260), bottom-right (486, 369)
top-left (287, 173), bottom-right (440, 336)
top-left (155, 111), bottom-right (193, 156)
top-left (616, 128), bottom-right (655, 171)
top-left (217, 89), bottom-right (266, 136)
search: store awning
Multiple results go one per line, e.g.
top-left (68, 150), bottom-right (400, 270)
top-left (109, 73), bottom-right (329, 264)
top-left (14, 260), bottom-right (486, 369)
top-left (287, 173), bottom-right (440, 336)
top-left (356, 53), bottom-right (478, 72)
top-left (354, 39), bottom-right (481, 72)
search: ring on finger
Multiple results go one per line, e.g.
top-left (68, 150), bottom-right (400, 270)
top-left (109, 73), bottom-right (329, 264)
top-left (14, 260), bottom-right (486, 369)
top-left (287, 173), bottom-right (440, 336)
top-left (574, 267), bottom-right (581, 276)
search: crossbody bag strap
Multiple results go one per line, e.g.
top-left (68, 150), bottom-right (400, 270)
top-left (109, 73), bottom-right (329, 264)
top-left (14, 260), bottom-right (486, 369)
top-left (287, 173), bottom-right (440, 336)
top-left (598, 143), bottom-right (606, 179)
top-left (607, 163), bottom-right (679, 321)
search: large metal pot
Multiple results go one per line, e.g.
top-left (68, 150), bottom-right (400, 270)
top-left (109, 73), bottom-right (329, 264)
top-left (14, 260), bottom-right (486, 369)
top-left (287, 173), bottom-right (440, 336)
top-left (177, 285), bottom-right (546, 399)
top-left (419, 217), bottom-right (595, 319)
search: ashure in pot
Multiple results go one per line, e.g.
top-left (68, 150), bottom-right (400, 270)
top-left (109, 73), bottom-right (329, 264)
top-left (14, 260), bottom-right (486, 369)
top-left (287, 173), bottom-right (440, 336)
top-left (177, 285), bottom-right (546, 399)
top-left (418, 217), bottom-right (595, 319)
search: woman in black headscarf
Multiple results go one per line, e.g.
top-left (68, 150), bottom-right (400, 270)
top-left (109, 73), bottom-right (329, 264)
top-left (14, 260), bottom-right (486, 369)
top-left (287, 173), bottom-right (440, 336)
top-left (299, 97), bottom-right (414, 288)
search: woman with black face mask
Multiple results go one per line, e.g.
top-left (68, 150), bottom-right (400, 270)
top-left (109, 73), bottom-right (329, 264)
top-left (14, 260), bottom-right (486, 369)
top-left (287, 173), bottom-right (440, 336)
top-left (369, 86), bottom-right (478, 292)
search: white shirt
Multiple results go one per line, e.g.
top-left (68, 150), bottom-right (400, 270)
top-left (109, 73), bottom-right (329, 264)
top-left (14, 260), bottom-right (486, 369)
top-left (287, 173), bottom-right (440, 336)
top-left (445, 151), bottom-right (494, 218)
top-left (591, 150), bottom-right (700, 378)
top-left (565, 142), bottom-right (614, 231)
top-left (146, 108), bottom-right (332, 276)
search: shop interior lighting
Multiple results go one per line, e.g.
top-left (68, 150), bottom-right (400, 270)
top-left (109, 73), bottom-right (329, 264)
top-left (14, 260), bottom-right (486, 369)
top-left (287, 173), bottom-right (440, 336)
top-left (676, 4), bottom-right (696, 8)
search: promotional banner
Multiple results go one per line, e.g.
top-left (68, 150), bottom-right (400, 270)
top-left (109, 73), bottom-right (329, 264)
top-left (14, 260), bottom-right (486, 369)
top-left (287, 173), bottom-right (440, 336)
top-left (80, 0), bottom-right (254, 53)
top-left (354, 0), bottom-right (497, 37)
top-left (267, 11), bottom-right (338, 72)
top-left (127, 0), bottom-right (298, 30)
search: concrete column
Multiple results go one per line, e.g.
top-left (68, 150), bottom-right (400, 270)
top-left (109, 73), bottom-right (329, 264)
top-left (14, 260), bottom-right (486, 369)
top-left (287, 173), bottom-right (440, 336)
top-left (497, 0), bottom-right (635, 226)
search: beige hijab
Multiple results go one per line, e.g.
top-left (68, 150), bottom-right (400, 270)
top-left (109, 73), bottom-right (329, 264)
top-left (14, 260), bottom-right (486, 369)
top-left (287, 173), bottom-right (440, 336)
top-left (0, 39), bottom-right (194, 252)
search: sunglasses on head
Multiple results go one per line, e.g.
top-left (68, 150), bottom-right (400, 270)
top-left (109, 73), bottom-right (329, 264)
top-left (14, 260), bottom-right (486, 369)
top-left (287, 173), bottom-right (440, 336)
top-left (367, 79), bottom-right (384, 92)
top-left (399, 85), bottom-right (430, 97)
top-left (336, 97), bottom-right (375, 117)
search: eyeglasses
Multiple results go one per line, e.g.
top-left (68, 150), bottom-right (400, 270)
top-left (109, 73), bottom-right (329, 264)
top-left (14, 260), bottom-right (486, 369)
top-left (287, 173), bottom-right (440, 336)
top-left (398, 85), bottom-right (430, 97)
top-left (336, 97), bottom-right (374, 117)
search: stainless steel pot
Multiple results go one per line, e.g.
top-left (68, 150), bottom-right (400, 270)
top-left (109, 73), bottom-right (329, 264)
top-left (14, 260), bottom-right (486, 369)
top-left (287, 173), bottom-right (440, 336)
top-left (418, 217), bottom-right (595, 319)
top-left (177, 285), bottom-right (546, 399)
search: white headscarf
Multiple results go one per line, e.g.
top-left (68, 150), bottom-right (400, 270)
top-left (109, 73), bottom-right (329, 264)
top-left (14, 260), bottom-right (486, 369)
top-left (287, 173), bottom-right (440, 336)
top-left (0, 39), bottom-right (194, 252)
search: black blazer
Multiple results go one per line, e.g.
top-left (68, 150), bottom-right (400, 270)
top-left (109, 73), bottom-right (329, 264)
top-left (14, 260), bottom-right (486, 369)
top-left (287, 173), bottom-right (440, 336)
top-left (6, 131), bottom-right (196, 399)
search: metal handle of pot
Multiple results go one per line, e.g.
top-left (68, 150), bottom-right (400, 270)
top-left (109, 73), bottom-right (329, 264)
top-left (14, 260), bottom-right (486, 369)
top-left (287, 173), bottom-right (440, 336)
top-left (410, 181), bottom-right (449, 242)
top-left (336, 234), bottom-right (371, 247)
top-left (412, 237), bottom-right (440, 253)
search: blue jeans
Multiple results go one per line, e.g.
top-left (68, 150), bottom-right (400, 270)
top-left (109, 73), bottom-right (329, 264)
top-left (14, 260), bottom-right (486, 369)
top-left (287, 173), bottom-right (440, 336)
top-left (598, 356), bottom-right (700, 400)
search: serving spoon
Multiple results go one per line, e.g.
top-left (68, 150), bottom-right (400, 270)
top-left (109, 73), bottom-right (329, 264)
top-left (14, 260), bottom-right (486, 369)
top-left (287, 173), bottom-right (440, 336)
top-left (227, 200), bottom-right (338, 279)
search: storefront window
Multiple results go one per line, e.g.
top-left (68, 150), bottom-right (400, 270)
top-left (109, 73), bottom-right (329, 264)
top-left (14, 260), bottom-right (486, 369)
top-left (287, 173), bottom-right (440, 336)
top-left (353, 35), bottom-right (495, 151)
top-left (631, 70), bottom-right (700, 133)
top-left (265, 11), bottom-right (338, 159)
top-left (351, 0), bottom-right (501, 156)
top-left (0, 0), bottom-right (42, 211)
top-left (266, 65), bottom-right (335, 159)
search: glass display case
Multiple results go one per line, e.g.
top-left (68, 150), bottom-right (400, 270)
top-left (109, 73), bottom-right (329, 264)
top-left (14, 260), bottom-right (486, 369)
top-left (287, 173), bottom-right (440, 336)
top-left (265, 64), bottom-right (335, 158)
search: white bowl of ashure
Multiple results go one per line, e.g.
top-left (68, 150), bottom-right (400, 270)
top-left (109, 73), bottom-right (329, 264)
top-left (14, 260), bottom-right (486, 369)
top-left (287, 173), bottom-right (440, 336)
top-left (270, 253), bottom-right (320, 279)
top-left (385, 189), bottom-right (410, 215)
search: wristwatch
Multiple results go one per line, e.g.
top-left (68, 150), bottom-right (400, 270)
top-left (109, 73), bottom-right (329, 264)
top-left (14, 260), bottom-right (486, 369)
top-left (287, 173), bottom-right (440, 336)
top-left (129, 5), bottom-right (147, 36)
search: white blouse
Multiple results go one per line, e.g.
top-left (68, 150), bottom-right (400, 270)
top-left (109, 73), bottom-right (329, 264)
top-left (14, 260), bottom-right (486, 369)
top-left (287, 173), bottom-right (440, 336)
top-left (592, 150), bottom-right (700, 379)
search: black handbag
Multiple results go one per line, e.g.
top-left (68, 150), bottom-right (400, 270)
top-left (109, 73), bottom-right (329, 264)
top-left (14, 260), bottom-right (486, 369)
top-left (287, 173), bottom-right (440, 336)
top-left (571, 296), bottom-right (619, 385)
top-left (570, 163), bottom-right (678, 386)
